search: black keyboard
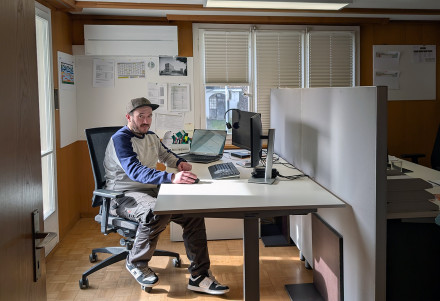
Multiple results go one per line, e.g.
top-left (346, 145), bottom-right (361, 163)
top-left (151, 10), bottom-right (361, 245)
top-left (208, 162), bottom-right (240, 179)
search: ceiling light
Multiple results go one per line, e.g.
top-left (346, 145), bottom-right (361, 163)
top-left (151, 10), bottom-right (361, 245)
top-left (204, 0), bottom-right (352, 10)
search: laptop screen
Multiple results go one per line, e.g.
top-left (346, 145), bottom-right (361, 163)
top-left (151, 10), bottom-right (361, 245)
top-left (190, 129), bottom-right (227, 155)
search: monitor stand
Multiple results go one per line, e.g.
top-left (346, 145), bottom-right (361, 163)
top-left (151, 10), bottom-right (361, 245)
top-left (248, 129), bottom-right (276, 185)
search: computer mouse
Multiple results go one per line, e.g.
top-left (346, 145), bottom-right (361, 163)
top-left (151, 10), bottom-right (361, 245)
top-left (194, 178), bottom-right (200, 183)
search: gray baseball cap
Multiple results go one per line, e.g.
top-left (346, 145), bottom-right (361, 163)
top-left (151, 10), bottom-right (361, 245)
top-left (126, 97), bottom-right (159, 114)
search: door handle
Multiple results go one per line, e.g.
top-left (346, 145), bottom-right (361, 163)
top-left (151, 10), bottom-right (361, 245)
top-left (32, 209), bottom-right (58, 282)
top-left (35, 231), bottom-right (57, 249)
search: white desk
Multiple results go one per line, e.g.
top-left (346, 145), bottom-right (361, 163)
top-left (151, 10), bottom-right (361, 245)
top-left (154, 156), bottom-right (346, 301)
top-left (386, 157), bottom-right (440, 300)
top-left (387, 156), bottom-right (440, 219)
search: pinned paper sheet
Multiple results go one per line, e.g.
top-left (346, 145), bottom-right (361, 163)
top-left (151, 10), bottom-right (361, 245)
top-left (169, 83), bottom-right (190, 112)
top-left (147, 82), bottom-right (167, 113)
top-left (93, 58), bottom-right (115, 88)
top-left (155, 113), bottom-right (184, 132)
top-left (374, 71), bottom-right (400, 90)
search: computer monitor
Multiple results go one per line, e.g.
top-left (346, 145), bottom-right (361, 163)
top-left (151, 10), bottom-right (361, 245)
top-left (232, 110), bottom-right (276, 184)
top-left (250, 114), bottom-right (263, 168)
top-left (232, 110), bottom-right (262, 167)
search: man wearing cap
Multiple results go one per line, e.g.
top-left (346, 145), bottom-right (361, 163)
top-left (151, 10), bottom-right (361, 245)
top-left (103, 97), bottom-right (229, 295)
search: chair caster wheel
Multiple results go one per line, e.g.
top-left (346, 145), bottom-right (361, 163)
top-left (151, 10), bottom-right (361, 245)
top-left (89, 253), bottom-right (97, 263)
top-left (79, 278), bottom-right (89, 289)
top-left (173, 258), bottom-right (181, 267)
top-left (142, 285), bottom-right (152, 293)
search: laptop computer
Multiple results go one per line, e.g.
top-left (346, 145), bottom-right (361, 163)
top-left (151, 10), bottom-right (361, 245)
top-left (178, 129), bottom-right (227, 163)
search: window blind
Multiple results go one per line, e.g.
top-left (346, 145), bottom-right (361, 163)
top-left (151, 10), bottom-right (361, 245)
top-left (308, 31), bottom-right (354, 87)
top-left (255, 31), bottom-right (303, 130)
top-left (203, 31), bottom-right (250, 84)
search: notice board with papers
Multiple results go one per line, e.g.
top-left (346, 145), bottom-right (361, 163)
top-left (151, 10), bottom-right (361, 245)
top-left (373, 45), bottom-right (436, 101)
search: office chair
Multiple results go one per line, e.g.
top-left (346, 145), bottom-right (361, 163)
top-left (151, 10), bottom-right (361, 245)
top-left (80, 127), bottom-right (181, 293)
top-left (401, 123), bottom-right (440, 170)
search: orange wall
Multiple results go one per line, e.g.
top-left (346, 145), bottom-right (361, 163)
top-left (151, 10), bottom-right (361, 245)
top-left (51, 9), bottom-right (83, 240)
top-left (360, 22), bottom-right (440, 167)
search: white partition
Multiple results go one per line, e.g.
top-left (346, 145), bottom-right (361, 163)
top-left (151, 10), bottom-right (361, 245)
top-left (271, 86), bottom-right (388, 301)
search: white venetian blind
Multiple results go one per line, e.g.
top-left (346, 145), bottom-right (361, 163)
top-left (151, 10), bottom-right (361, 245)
top-left (203, 31), bottom-right (249, 84)
top-left (255, 31), bottom-right (303, 130)
top-left (308, 31), bottom-right (354, 87)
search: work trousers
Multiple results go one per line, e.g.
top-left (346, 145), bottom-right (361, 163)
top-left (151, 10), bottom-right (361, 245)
top-left (110, 189), bottom-right (210, 276)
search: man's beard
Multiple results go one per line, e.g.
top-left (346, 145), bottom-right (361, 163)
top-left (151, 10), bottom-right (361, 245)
top-left (130, 123), bottom-right (150, 135)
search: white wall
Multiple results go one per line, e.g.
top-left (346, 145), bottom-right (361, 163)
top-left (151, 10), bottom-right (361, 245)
top-left (74, 55), bottom-right (195, 140)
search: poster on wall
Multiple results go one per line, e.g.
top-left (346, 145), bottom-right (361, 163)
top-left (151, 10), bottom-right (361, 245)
top-left (58, 52), bottom-right (75, 90)
top-left (159, 56), bottom-right (187, 76)
top-left (117, 61), bottom-right (145, 79)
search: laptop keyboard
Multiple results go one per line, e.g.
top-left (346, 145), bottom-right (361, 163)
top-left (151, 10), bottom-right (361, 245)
top-left (208, 162), bottom-right (240, 179)
top-left (181, 154), bottom-right (221, 163)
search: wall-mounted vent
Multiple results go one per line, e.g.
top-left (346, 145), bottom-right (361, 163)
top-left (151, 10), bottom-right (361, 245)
top-left (84, 25), bottom-right (178, 56)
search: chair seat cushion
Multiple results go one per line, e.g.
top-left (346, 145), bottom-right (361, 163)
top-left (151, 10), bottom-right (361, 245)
top-left (95, 214), bottom-right (138, 231)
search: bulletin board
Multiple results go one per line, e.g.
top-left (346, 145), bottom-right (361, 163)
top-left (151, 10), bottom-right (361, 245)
top-left (74, 55), bottom-right (195, 141)
top-left (373, 45), bottom-right (436, 101)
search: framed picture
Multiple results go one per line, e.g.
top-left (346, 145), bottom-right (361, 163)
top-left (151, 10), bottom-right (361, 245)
top-left (159, 56), bottom-right (187, 76)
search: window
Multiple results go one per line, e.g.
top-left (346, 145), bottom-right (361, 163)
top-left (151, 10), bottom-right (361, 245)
top-left (35, 3), bottom-right (57, 220)
top-left (255, 30), bottom-right (304, 129)
top-left (202, 31), bottom-right (250, 131)
top-left (307, 31), bottom-right (355, 87)
top-left (195, 24), bottom-right (358, 133)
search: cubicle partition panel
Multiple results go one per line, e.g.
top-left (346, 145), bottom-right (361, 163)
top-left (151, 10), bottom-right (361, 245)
top-left (270, 86), bottom-right (388, 301)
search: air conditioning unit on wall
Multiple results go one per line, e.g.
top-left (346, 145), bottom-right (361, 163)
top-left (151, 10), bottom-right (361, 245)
top-left (84, 25), bottom-right (178, 56)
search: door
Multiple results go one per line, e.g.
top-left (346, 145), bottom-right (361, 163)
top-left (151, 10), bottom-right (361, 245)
top-left (0, 0), bottom-right (47, 299)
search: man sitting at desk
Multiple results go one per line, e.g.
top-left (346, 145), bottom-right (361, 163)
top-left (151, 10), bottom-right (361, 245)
top-left (103, 97), bottom-right (229, 295)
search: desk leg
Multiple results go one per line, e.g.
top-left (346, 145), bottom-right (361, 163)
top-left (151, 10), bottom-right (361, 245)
top-left (243, 217), bottom-right (259, 301)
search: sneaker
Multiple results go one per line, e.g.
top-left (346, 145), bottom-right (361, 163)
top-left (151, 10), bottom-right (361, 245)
top-left (126, 260), bottom-right (159, 287)
top-left (188, 272), bottom-right (229, 295)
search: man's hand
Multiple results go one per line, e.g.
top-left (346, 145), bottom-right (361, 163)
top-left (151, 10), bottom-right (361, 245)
top-left (178, 161), bottom-right (192, 171)
top-left (172, 171), bottom-right (198, 184)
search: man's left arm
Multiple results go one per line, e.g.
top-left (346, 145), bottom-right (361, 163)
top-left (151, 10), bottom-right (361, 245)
top-left (156, 135), bottom-right (191, 171)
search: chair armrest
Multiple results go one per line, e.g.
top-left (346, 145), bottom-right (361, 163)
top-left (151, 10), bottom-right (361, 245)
top-left (93, 189), bottom-right (125, 235)
top-left (93, 189), bottom-right (124, 199)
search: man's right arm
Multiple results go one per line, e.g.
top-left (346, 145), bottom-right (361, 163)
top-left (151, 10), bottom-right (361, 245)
top-left (111, 132), bottom-right (173, 185)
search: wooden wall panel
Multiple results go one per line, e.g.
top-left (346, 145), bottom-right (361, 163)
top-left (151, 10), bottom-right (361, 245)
top-left (77, 141), bottom-right (98, 218)
top-left (56, 136), bottom-right (81, 239)
top-left (360, 22), bottom-right (440, 168)
top-left (51, 10), bottom-right (80, 240)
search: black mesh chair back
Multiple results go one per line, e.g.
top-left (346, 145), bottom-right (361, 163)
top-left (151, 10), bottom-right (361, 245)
top-left (85, 126), bottom-right (121, 207)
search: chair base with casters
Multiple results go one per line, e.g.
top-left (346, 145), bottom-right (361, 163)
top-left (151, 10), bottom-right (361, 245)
top-left (79, 196), bottom-right (182, 292)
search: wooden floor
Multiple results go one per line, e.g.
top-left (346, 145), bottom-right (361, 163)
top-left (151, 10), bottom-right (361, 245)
top-left (46, 218), bottom-right (313, 301)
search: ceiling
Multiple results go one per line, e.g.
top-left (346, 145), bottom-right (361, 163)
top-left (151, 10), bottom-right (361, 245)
top-left (54, 0), bottom-right (440, 21)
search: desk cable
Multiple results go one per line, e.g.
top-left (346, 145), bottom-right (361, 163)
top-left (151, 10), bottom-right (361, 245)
top-left (265, 157), bottom-right (310, 181)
